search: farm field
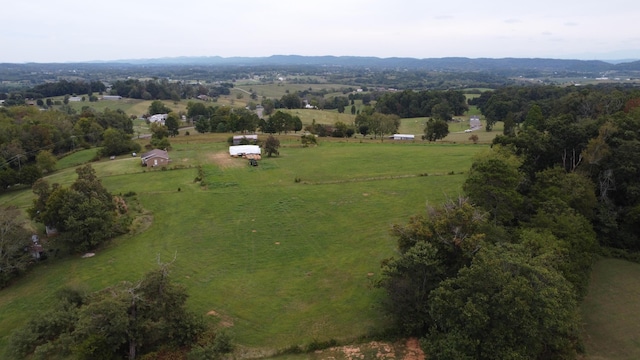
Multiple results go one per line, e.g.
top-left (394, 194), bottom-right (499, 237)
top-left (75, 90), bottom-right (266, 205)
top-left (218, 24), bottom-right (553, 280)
top-left (63, 98), bottom-right (190, 118)
top-left (0, 134), bottom-right (486, 355)
top-left (234, 83), bottom-right (350, 99)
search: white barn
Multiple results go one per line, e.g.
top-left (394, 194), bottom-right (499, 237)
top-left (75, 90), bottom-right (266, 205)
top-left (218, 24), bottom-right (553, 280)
top-left (148, 113), bottom-right (168, 125)
top-left (229, 145), bottom-right (261, 157)
top-left (391, 134), bottom-right (415, 140)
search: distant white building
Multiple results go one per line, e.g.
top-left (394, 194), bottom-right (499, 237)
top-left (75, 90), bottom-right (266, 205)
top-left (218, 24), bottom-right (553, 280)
top-left (101, 95), bottom-right (122, 100)
top-left (470, 115), bottom-right (481, 129)
top-left (229, 145), bottom-right (261, 157)
top-left (390, 134), bottom-right (415, 140)
top-left (148, 113), bottom-right (168, 125)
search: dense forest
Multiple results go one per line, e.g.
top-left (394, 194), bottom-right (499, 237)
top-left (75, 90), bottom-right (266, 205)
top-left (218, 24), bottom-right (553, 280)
top-left (377, 84), bottom-right (640, 359)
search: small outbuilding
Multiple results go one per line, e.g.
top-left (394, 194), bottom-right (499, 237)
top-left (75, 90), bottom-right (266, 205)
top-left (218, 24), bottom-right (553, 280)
top-left (390, 134), bottom-right (415, 140)
top-left (141, 149), bottom-right (170, 167)
top-left (229, 145), bottom-right (261, 157)
top-left (101, 95), bottom-right (122, 100)
top-left (148, 114), bottom-right (168, 125)
top-left (470, 115), bottom-right (481, 129)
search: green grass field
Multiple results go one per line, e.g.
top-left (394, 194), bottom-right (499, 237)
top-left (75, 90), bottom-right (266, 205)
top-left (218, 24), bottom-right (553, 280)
top-left (58, 98), bottom-right (190, 118)
top-left (582, 258), bottom-right (640, 360)
top-left (1, 128), bottom-right (636, 358)
top-left (0, 134), bottom-right (484, 355)
top-left (234, 83), bottom-right (348, 99)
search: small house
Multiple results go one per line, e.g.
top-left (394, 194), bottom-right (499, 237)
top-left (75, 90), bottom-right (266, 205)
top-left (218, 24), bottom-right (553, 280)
top-left (390, 134), bottom-right (415, 140)
top-left (233, 135), bottom-right (258, 145)
top-left (229, 145), bottom-right (261, 157)
top-left (141, 149), bottom-right (170, 167)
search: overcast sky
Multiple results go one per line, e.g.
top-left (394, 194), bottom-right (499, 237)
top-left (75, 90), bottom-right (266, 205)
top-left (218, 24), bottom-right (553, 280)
top-left (2, 0), bottom-right (639, 63)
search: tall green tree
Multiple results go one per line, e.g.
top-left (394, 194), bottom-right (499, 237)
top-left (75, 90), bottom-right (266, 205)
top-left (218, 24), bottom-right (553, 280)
top-left (280, 93), bottom-right (302, 109)
top-left (30, 165), bottom-right (122, 253)
top-left (523, 104), bottom-right (545, 130)
top-left (464, 147), bottom-right (525, 225)
top-left (423, 118), bottom-right (449, 141)
top-left (99, 128), bottom-right (141, 157)
top-left (0, 206), bottom-right (32, 288)
top-left (164, 112), bottom-right (180, 137)
top-left (194, 116), bottom-right (210, 133)
top-left (264, 135), bottom-right (280, 157)
top-left (148, 100), bottom-right (171, 115)
top-left (8, 265), bottom-right (206, 359)
top-left (35, 150), bottom-right (57, 173)
top-left (149, 122), bottom-right (171, 149)
top-left (186, 101), bottom-right (210, 121)
top-left (424, 243), bottom-right (581, 360)
top-left (379, 197), bottom-right (487, 335)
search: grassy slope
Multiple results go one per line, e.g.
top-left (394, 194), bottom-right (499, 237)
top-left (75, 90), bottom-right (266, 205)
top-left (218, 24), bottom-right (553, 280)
top-left (0, 135), bottom-right (483, 353)
top-left (62, 98), bottom-right (190, 118)
top-left (582, 258), bottom-right (640, 360)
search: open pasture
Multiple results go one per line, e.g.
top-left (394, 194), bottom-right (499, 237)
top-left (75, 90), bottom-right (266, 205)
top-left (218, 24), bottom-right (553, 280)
top-left (0, 133), bottom-right (485, 354)
top-left (60, 97), bottom-right (191, 118)
top-left (235, 83), bottom-right (349, 99)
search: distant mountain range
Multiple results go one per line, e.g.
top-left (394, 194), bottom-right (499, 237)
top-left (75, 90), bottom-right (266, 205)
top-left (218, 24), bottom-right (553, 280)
top-left (92, 55), bottom-right (640, 73)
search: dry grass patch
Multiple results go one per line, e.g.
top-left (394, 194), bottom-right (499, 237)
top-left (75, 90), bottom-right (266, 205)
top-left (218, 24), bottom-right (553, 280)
top-left (207, 310), bottom-right (235, 328)
top-left (209, 151), bottom-right (245, 169)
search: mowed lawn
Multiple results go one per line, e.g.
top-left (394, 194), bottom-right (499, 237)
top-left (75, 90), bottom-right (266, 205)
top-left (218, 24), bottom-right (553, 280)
top-left (582, 258), bottom-right (640, 360)
top-left (0, 136), bottom-right (484, 353)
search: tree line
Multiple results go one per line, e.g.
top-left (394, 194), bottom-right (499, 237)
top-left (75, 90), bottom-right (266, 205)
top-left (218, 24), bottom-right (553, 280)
top-left (480, 84), bottom-right (640, 251)
top-left (0, 105), bottom-right (138, 190)
top-left (375, 89), bottom-right (468, 119)
top-left (378, 84), bottom-right (640, 359)
top-left (111, 79), bottom-right (233, 101)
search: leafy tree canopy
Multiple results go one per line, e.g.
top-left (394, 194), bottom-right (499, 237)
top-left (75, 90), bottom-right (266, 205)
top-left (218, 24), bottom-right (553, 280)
top-left (7, 264), bottom-right (210, 359)
top-left (29, 164), bottom-right (125, 253)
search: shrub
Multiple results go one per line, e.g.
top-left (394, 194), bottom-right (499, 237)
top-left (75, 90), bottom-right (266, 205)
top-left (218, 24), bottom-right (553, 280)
top-left (306, 339), bottom-right (338, 352)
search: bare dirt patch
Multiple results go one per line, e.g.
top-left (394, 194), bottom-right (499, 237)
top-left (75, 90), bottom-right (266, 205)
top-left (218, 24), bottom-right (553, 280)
top-left (209, 151), bottom-right (244, 169)
top-left (312, 338), bottom-right (425, 360)
top-left (403, 338), bottom-right (425, 360)
top-left (207, 309), bottom-right (235, 328)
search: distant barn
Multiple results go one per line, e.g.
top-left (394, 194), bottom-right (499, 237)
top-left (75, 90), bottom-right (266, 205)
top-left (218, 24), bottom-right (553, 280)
top-left (101, 95), bottom-right (122, 100)
top-left (148, 114), bottom-right (168, 125)
top-left (390, 134), bottom-right (415, 140)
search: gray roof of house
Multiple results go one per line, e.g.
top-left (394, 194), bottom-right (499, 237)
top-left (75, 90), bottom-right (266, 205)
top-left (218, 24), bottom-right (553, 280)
top-left (141, 149), bottom-right (169, 160)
